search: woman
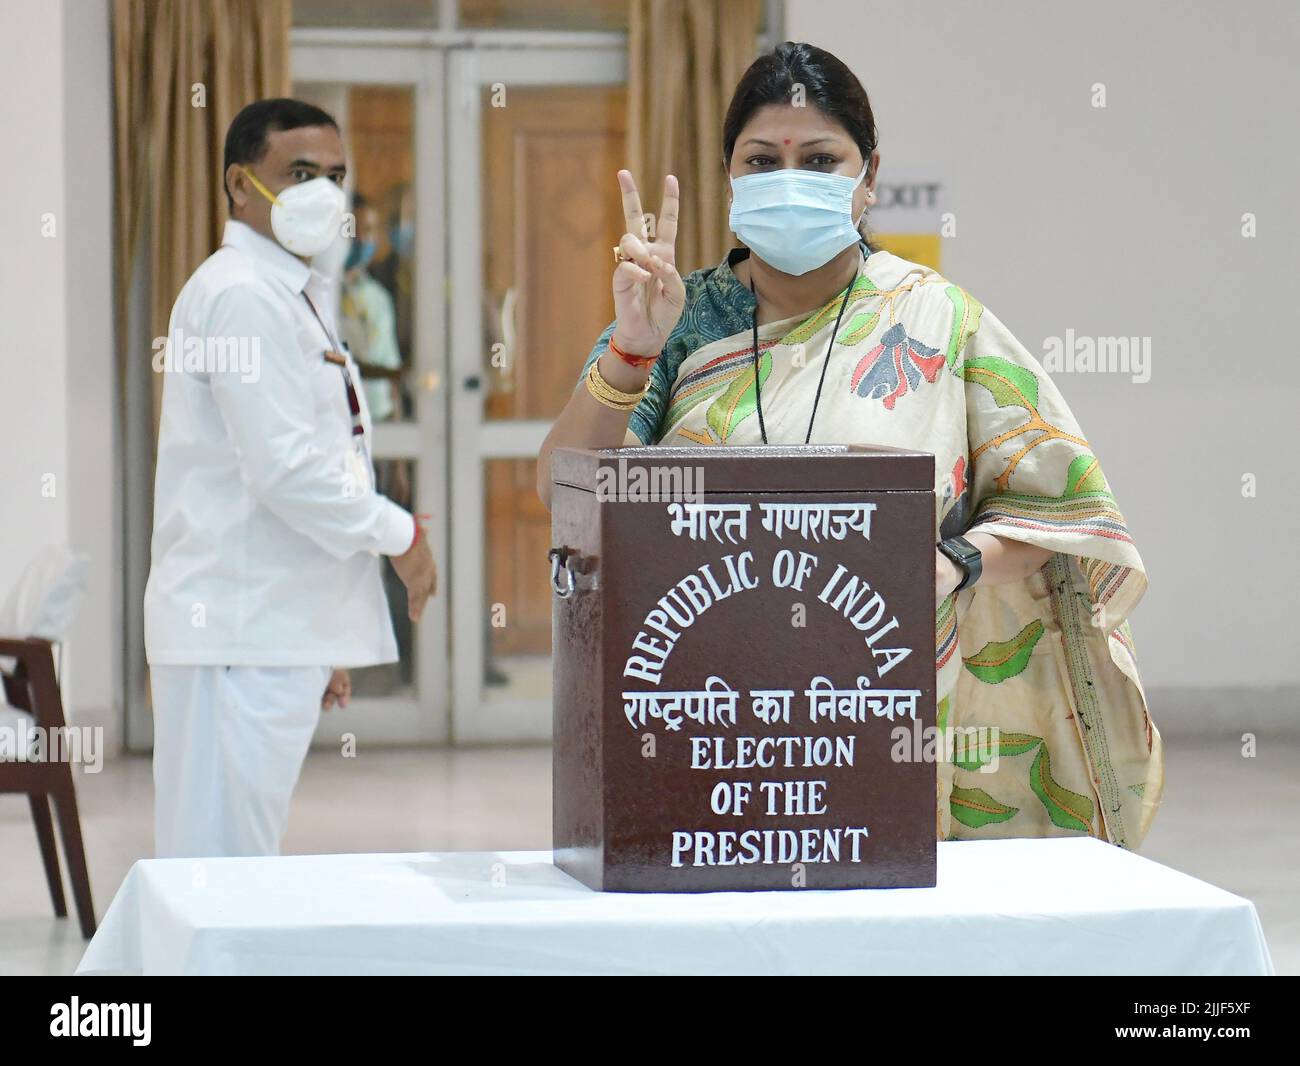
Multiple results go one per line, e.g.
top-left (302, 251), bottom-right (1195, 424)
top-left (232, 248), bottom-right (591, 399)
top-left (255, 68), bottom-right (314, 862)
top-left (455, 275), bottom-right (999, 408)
top-left (538, 42), bottom-right (1162, 849)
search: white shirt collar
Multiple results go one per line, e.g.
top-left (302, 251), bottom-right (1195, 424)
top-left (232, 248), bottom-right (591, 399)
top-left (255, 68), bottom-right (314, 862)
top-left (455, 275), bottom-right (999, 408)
top-left (221, 219), bottom-right (314, 294)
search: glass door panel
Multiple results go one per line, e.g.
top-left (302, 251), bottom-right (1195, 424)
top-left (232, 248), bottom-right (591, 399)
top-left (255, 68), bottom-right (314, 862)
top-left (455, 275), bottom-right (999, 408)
top-left (450, 46), bottom-right (626, 743)
top-left (293, 42), bottom-right (449, 744)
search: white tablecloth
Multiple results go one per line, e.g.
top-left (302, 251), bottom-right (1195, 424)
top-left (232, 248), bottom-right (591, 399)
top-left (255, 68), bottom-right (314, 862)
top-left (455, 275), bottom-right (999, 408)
top-left (76, 838), bottom-right (1274, 976)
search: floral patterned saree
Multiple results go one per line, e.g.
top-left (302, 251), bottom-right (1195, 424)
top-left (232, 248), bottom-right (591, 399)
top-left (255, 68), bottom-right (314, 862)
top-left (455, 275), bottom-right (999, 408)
top-left (578, 244), bottom-right (1163, 848)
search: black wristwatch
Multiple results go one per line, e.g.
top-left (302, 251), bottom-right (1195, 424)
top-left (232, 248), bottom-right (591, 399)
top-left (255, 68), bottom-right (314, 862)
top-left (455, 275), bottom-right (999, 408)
top-left (938, 535), bottom-right (983, 592)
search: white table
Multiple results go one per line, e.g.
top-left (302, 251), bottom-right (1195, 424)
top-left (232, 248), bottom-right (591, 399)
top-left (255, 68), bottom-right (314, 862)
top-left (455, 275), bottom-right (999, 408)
top-left (76, 838), bottom-right (1274, 976)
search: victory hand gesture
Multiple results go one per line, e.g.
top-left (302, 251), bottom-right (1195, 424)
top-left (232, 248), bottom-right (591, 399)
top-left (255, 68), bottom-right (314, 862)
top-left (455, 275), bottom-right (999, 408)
top-left (611, 171), bottom-right (686, 358)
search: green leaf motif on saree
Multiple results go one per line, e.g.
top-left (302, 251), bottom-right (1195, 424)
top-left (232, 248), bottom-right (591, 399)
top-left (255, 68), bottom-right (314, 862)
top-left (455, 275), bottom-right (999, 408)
top-left (962, 619), bottom-right (1044, 684)
top-left (951, 730), bottom-right (1043, 771)
top-left (1129, 783), bottom-right (1146, 797)
top-left (962, 355), bottom-right (1040, 410)
top-left (836, 310), bottom-right (880, 346)
top-left (706, 349), bottom-right (771, 442)
top-left (1029, 743), bottom-right (1095, 833)
top-left (967, 451), bottom-right (1123, 541)
top-left (936, 694), bottom-right (950, 733)
top-left (779, 274), bottom-right (879, 347)
top-left (950, 784), bottom-right (1019, 829)
top-left (1064, 453), bottom-right (1107, 495)
top-left (943, 284), bottom-right (984, 369)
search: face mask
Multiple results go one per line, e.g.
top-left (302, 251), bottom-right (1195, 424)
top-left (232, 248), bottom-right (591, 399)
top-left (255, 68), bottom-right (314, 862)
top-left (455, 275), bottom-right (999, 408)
top-left (728, 160), bottom-right (870, 276)
top-left (345, 238), bottom-right (376, 272)
top-left (239, 166), bottom-right (347, 258)
top-left (390, 221), bottom-right (414, 258)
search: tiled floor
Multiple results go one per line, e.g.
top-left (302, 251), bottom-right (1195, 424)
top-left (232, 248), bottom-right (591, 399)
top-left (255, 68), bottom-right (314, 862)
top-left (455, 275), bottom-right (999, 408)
top-left (1, 736), bottom-right (1294, 975)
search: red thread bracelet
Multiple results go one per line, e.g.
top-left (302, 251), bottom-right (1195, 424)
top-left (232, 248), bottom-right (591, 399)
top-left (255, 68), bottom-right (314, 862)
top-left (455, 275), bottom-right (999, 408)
top-left (408, 512), bottom-right (431, 553)
top-left (608, 336), bottom-right (659, 369)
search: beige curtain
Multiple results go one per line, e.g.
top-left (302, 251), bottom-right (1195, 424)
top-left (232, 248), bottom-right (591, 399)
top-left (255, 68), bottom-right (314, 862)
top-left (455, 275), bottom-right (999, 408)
top-left (628, 0), bottom-right (761, 275)
top-left (113, 0), bottom-right (291, 433)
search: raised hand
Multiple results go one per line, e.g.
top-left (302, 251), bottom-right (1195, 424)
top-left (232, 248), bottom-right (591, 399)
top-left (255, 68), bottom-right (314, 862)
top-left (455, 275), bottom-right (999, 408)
top-left (610, 171), bottom-right (686, 358)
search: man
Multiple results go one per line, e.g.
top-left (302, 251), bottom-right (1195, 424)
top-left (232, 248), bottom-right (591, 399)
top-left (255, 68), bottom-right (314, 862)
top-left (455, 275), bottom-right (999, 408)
top-left (143, 98), bottom-right (437, 859)
top-left (370, 180), bottom-right (414, 365)
top-left (340, 192), bottom-right (404, 425)
top-left (339, 192), bottom-right (412, 689)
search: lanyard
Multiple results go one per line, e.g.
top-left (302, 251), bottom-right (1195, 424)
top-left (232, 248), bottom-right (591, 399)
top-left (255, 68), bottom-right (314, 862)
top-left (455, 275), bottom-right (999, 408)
top-left (749, 247), bottom-right (863, 445)
top-left (215, 243), bottom-right (367, 448)
top-left (302, 290), bottom-right (370, 461)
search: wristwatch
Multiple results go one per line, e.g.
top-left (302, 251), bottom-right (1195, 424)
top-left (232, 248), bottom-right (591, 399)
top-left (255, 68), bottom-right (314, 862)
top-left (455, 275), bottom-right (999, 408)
top-left (938, 535), bottom-right (983, 592)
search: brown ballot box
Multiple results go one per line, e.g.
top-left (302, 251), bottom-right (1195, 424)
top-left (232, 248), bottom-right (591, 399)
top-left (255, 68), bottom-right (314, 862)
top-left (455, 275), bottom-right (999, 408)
top-left (549, 444), bottom-right (936, 892)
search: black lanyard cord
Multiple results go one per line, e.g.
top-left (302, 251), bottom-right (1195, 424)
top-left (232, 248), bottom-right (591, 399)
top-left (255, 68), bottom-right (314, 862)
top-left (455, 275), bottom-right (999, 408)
top-left (749, 249), bottom-right (862, 445)
top-left (219, 244), bottom-right (372, 474)
top-left (302, 291), bottom-right (366, 442)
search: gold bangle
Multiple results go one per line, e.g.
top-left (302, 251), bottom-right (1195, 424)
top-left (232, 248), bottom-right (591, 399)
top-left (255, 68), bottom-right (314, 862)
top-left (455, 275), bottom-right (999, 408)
top-left (586, 360), bottom-right (645, 409)
top-left (585, 359), bottom-right (647, 410)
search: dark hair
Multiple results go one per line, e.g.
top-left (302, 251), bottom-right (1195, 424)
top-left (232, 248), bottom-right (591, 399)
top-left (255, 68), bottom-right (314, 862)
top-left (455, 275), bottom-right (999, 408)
top-left (723, 42), bottom-right (879, 239)
top-left (223, 98), bottom-right (339, 212)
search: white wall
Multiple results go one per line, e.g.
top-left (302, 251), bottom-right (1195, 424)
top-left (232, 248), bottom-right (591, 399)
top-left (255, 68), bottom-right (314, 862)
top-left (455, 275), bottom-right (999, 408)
top-left (0, 0), bottom-right (68, 594)
top-left (63, 0), bottom-right (120, 750)
top-left (0, 0), bottom-right (119, 750)
top-left (788, 0), bottom-right (1300, 692)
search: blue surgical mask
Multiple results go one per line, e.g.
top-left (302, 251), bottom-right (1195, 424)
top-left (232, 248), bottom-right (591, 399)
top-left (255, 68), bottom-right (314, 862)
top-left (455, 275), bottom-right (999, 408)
top-left (390, 221), bottom-right (414, 258)
top-left (728, 160), bottom-right (870, 276)
top-left (345, 238), bottom-right (376, 272)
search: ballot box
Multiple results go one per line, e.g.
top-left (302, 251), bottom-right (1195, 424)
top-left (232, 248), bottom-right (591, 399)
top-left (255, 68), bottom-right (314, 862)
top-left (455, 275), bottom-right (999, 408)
top-left (549, 445), bottom-right (936, 892)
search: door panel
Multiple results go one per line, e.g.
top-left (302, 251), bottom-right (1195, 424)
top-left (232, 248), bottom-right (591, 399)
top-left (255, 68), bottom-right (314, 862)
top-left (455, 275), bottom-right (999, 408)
top-left (483, 86), bottom-right (627, 422)
top-left (450, 47), bottom-right (626, 743)
top-left (482, 86), bottom-right (626, 664)
top-left (291, 44), bottom-right (449, 745)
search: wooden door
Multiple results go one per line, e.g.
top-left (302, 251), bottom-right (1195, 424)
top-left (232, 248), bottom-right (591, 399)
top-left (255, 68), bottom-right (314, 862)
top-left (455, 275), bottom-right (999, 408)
top-left (481, 86), bottom-right (626, 658)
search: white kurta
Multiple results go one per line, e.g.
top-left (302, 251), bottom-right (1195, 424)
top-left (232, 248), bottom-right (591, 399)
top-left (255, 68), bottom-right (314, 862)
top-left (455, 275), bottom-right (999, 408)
top-left (144, 220), bottom-right (416, 858)
top-left (144, 219), bottom-right (414, 669)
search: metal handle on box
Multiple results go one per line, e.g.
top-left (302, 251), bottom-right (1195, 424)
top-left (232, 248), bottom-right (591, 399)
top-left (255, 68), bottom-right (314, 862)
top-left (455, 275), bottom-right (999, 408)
top-left (549, 548), bottom-right (578, 598)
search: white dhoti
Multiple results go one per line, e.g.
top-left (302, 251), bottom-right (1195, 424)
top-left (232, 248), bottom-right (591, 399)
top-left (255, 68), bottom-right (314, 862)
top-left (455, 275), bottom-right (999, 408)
top-left (150, 664), bottom-right (330, 858)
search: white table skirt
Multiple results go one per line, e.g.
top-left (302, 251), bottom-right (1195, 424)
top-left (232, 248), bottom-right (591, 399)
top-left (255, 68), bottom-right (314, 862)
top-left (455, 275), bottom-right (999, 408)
top-left (76, 838), bottom-right (1274, 976)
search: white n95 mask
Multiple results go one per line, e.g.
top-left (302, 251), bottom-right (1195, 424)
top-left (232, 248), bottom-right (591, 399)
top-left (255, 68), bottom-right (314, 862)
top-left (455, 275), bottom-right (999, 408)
top-left (240, 166), bottom-right (347, 258)
top-left (728, 160), bottom-right (870, 276)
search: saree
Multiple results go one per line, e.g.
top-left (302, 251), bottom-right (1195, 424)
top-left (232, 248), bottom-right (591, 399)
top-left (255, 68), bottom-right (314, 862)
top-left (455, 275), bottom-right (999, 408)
top-left (578, 244), bottom-right (1163, 848)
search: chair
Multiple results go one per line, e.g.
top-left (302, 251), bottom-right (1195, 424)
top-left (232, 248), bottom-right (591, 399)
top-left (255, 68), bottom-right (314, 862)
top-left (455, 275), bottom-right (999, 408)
top-left (0, 637), bottom-right (96, 938)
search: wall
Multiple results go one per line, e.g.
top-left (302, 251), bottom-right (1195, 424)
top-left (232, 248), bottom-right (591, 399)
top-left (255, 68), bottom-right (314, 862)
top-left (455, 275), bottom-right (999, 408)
top-left (0, 0), bottom-right (120, 751)
top-left (787, 0), bottom-right (1300, 701)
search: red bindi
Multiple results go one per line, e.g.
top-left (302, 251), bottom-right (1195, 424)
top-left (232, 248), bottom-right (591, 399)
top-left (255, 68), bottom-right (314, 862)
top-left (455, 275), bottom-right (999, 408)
top-left (783, 138), bottom-right (791, 144)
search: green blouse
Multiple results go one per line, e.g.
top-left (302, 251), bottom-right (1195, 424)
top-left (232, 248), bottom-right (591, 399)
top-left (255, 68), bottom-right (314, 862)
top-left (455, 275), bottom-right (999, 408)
top-left (577, 242), bottom-right (875, 444)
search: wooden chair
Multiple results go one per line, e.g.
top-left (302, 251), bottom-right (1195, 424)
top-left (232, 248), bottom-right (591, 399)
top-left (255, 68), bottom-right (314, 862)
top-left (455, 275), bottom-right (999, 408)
top-left (0, 637), bottom-right (96, 938)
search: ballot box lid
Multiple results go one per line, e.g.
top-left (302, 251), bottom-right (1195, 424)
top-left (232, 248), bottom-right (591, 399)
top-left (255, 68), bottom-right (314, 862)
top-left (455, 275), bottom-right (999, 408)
top-left (551, 444), bottom-right (934, 495)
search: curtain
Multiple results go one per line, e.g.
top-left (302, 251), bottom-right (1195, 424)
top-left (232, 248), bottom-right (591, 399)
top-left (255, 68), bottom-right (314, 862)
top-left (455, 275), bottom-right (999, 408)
top-left (112, 0), bottom-right (291, 434)
top-left (627, 0), bottom-right (761, 275)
